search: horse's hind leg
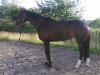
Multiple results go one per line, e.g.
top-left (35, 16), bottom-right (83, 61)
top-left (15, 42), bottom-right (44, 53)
top-left (75, 37), bottom-right (85, 68)
top-left (43, 41), bottom-right (52, 67)
top-left (75, 44), bottom-right (84, 68)
top-left (84, 35), bottom-right (90, 66)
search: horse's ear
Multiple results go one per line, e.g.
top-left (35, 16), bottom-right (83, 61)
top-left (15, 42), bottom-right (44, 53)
top-left (20, 7), bottom-right (25, 12)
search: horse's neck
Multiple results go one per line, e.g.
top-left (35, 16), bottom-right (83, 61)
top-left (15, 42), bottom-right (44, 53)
top-left (27, 15), bottom-right (41, 30)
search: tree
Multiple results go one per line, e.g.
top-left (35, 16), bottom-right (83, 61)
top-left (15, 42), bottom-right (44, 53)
top-left (6, 4), bottom-right (20, 21)
top-left (1, 0), bottom-right (8, 5)
top-left (36, 0), bottom-right (82, 20)
top-left (0, 0), bottom-right (20, 21)
top-left (89, 18), bottom-right (100, 28)
top-left (0, 4), bottom-right (20, 20)
top-left (0, 0), bottom-right (20, 32)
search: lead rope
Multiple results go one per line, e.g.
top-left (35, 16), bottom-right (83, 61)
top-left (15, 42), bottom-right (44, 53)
top-left (9, 30), bottom-right (21, 75)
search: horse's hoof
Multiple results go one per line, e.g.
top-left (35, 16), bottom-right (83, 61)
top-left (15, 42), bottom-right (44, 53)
top-left (85, 63), bottom-right (90, 67)
top-left (85, 58), bottom-right (90, 67)
top-left (85, 64), bottom-right (90, 67)
top-left (74, 59), bottom-right (81, 69)
top-left (74, 65), bottom-right (79, 69)
top-left (44, 61), bottom-right (52, 67)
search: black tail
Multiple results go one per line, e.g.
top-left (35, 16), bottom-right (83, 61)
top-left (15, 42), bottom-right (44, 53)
top-left (84, 34), bottom-right (91, 61)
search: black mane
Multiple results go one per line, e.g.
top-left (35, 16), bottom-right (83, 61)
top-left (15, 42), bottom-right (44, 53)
top-left (24, 10), bottom-right (54, 21)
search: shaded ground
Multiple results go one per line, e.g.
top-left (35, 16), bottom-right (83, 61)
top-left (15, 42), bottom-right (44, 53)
top-left (0, 41), bottom-right (100, 75)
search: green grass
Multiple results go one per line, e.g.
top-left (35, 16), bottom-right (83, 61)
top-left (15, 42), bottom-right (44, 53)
top-left (0, 31), bottom-right (100, 54)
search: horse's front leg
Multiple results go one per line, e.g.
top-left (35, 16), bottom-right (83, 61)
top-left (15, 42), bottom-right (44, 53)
top-left (44, 41), bottom-right (52, 67)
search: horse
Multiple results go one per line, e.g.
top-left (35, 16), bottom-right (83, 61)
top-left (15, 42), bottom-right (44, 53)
top-left (16, 8), bottom-right (91, 68)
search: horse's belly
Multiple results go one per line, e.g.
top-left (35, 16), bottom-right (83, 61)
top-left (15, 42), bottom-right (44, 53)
top-left (50, 38), bottom-right (67, 41)
top-left (39, 32), bottom-right (73, 41)
top-left (49, 34), bottom-right (72, 41)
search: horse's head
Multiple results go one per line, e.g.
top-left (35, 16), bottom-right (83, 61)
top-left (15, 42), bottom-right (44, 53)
top-left (16, 8), bottom-right (27, 28)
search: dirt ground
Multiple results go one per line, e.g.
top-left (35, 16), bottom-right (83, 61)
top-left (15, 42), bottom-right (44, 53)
top-left (0, 41), bottom-right (100, 75)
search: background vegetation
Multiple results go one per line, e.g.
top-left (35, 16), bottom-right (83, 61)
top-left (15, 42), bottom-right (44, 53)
top-left (0, 0), bottom-right (100, 54)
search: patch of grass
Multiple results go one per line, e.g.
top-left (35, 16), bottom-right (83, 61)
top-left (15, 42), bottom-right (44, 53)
top-left (89, 44), bottom-right (100, 54)
top-left (50, 40), bottom-right (78, 50)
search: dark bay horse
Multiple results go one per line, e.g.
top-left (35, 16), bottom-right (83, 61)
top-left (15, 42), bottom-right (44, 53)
top-left (16, 8), bottom-right (91, 68)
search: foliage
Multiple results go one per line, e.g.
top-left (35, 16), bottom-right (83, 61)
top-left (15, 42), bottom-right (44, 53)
top-left (0, 0), bottom-right (37, 33)
top-left (36, 0), bottom-right (82, 20)
top-left (1, 0), bottom-right (8, 5)
top-left (89, 18), bottom-right (100, 28)
top-left (0, 4), bottom-right (20, 21)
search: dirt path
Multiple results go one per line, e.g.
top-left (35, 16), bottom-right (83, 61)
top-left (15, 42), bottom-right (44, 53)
top-left (0, 41), bottom-right (100, 75)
